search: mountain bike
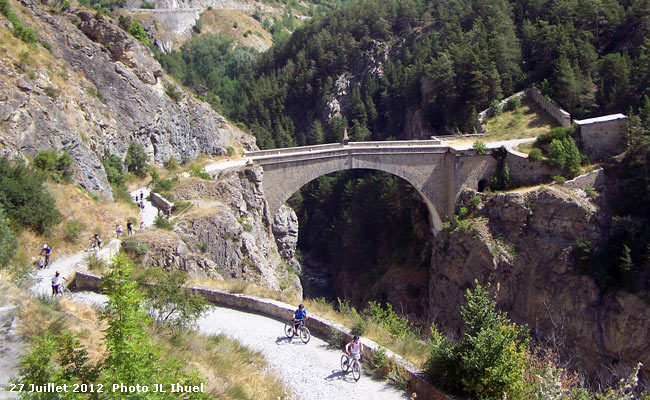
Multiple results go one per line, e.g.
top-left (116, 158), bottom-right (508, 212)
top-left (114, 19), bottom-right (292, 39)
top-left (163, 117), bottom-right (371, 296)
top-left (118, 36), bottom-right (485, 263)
top-left (284, 319), bottom-right (311, 343)
top-left (56, 283), bottom-right (71, 299)
top-left (85, 238), bottom-right (100, 253)
top-left (340, 353), bottom-right (362, 381)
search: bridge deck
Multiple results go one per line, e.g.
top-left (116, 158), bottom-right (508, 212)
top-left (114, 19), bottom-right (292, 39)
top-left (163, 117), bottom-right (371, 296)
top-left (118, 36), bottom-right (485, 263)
top-left (244, 140), bottom-right (444, 158)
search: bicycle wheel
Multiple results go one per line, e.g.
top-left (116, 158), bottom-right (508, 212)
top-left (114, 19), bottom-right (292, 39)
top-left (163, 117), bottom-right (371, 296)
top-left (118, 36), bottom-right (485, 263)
top-left (284, 322), bottom-right (294, 338)
top-left (351, 360), bottom-right (361, 381)
top-left (299, 326), bottom-right (311, 344)
top-left (340, 354), bottom-right (350, 372)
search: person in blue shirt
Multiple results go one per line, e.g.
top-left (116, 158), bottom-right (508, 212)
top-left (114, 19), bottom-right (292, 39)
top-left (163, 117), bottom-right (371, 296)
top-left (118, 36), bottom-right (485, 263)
top-left (292, 304), bottom-right (308, 333)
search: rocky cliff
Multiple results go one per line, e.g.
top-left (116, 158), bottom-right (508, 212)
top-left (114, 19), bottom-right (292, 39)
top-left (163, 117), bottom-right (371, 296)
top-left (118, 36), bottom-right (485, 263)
top-left (167, 167), bottom-right (302, 295)
top-left (0, 0), bottom-right (254, 199)
top-left (428, 186), bottom-right (650, 379)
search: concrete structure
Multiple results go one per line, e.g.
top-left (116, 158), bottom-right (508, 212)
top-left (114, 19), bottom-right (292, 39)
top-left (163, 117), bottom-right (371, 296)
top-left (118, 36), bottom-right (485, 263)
top-left (575, 114), bottom-right (627, 160)
top-left (246, 140), bottom-right (498, 233)
top-left (150, 192), bottom-right (174, 216)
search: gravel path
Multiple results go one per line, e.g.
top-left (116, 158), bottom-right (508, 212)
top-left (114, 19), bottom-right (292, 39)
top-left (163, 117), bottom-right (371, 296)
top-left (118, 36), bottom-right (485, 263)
top-left (130, 187), bottom-right (157, 228)
top-left (196, 307), bottom-right (408, 400)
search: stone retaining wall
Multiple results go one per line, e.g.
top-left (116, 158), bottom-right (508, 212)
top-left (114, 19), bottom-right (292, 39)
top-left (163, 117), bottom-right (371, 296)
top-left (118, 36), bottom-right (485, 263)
top-left (563, 168), bottom-right (605, 190)
top-left (527, 87), bottom-right (572, 127)
top-left (73, 272), bottom-right (451, 400)
top-left (504, 150), bottom-right (559, 185)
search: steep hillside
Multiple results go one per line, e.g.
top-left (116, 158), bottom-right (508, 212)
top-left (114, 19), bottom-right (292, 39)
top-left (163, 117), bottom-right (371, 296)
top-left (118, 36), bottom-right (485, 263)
top-left (0, 0), bottom-right (255, 199)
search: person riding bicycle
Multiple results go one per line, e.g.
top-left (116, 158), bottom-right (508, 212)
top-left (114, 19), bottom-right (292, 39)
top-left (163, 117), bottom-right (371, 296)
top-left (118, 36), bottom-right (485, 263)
top-left (51, 271), bottom-right (67, 296)
top-left (346, 335), bottom-right (364, 361)
top-left (93, 234), bottom-right (102, 250)
top-left (292, 304), bottom-right (308, 333)
top-left (40, 244), bottom-right (52, 267)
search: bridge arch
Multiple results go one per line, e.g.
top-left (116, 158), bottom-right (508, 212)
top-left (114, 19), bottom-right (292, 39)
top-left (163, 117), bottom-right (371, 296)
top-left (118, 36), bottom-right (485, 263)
top-left (248, 142), bottom-right (498, 234)
top-left (264, 161), bottom-right (445, 232)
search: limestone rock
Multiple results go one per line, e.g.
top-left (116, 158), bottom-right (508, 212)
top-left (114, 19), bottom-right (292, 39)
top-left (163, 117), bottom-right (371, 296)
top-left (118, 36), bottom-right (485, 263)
top-left (135, 230), bottom-right (223, 279)
top-left (272, 204), bottom-right (300, 273)
top-left (0, 3), bottom-right (255, 199)
top-left (172, 167), bottom-right (302, 296)
top-left (428, 186), bottom-right (650, 379)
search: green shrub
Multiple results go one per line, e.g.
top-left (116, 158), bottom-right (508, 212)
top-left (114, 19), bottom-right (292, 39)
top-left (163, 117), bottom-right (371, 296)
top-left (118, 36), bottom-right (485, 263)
top-left (327, 328), bottom-right (346, 349)
top-left (122, 238), bottom-right (148, 255)
top-left (425, 281), bottom-right (529, 398)
top-left (584, 186), bottom-right (597, 199)
top-left (140, 1), bottom-right (154, 8)
top-left (189, 165), bottom-right (211, 180)
top-left (85, 251), bottom-right (107, 272)
top-left (165, 84), bottom-right (182, 102)
top-left (125, 142), bottom-right (149, 178)
top-left (199, 241), bottom-right (208, 253)
top-left (473, 141), bottom-right (487, 154)
top-left (547, 139), bottom-right (566, 168)
top-left (151, 177), bottom-right (177, 194)
top-left (43, 86), bottom-right (60, 100)
top-left (350, 319), bottom-right (366, 336)
top-left (366, 347), bottom-right (392, 379)
top-left (34, 150), bottom-right (73, 182)
top-left (553, 175), bottom-right (567, 184)
top-left (62, 219), bottom-right (86, 243)
top-left (488, 99), bottom-right (501, 118)
top-left (0, 157), bottom-right (62, 233)
top-left (535, 126), bottom-right (570, 146)
top-left (365, 301), bottom-right (412, 339)
top-left (505, 97), bottom-right (521, 111)
top-left (129, 20), bottom-right (150, 46)
top-left (164, 157), bottom-right (179, 171)
top-left (103, 150), bottom-right (125, 186)
top-left (225, 146), bottom-right (235, 156)
top-left (154, 215), bottom-right (174, 230)
top-left (0, 0), bottom-right (40, 43)
top-left (0, 206), bottom-right (17, 270)
top-left (528, 147), bottom-right (543, 161)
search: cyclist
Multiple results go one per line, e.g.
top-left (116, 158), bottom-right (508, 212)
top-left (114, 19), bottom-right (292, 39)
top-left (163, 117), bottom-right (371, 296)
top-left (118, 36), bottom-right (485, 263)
top-left (51, 271), bottom-right (67, 296)
top-left (40, 244), bottom-right (52, 267)
top-left (115, 224), bottom-right (123, 238)
top-left (93, 234), bottom-right (102, 250)
top-left (127, 220), bottom-right (133, 235)
top-left (345, 335), bottom-right (364, 361)
top-left (292, 304), bottom-right (308, 333)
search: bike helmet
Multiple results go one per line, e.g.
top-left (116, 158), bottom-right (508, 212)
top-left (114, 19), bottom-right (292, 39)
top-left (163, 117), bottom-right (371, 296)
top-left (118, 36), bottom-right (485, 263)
top-left (353, 335), bottom-right (359, 340)
top-left (299, 304), bottom-right (304, 309)
top-left (42, 244), bottom-right (48, 249)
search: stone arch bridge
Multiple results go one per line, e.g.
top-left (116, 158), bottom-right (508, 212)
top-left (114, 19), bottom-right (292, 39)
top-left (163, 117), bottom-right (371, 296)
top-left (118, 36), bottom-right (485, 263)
top-left (245, 140), bottom-right (498, 233)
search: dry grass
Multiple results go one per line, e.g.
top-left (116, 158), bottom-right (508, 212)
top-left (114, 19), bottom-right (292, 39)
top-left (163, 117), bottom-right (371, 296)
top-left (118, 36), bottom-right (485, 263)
top-left (484, 97), bottom-right (559, 140)
top-left (157, 330), bottom-right (291, 399)
top-left (197, 9), bottom-right (273, 51)
top-left (18, 182), bottom-right (140, 264)
top-left (6, 276), bottom-right (292, 398)
top-left (303, 297), bottom-right (430, 367)
top-left (14, 290), bottom-right (108, 364)
top-left (186, 277), bottom-right (301, 304)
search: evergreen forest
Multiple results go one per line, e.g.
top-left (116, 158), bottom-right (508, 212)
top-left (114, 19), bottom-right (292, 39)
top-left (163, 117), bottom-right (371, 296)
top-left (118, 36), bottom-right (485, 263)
top-left (156, 0), bottom-right (650, 295)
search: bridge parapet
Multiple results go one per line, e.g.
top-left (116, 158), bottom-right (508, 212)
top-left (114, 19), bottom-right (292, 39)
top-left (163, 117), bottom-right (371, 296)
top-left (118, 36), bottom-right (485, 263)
top-left (244, 139), bottom-right (443, 158)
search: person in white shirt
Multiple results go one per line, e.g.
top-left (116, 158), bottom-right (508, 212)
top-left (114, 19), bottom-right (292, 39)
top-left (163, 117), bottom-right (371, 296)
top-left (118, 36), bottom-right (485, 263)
top-left (345, 335), bottom-right (364, 361)
top-left (51, 271), bottom-right (67, 296)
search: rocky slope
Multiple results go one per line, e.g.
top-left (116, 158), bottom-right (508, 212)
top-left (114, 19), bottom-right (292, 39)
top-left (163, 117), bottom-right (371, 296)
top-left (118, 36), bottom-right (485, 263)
top-left (0, 0), bottom-right (254, 199)
top-left (428, 185), bottom-right (650, 379)
top-left (163, 167), bottom-right (302, 295)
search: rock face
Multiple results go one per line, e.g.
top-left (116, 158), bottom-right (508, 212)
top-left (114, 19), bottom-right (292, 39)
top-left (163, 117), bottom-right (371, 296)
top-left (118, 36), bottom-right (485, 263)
top-left (428, 186), bottom-right (650, 378)
top-left (272, 204), bottom-right (301, 273)
top-left (0, 3), bottom-right (255, 199)
top-left (136, 230), bottom-right (224, 279)
top-left (172, 167), bottom-right (302, 295)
